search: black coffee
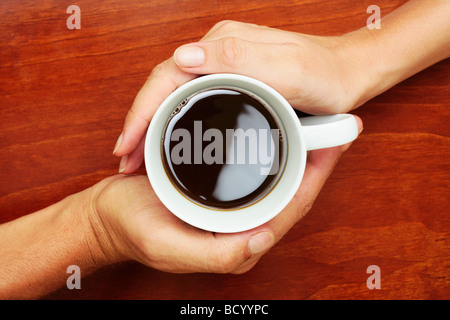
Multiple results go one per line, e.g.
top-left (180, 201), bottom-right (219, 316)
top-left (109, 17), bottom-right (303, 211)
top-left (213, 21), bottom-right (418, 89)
top-left (162, 87), bottom-right (284, 209)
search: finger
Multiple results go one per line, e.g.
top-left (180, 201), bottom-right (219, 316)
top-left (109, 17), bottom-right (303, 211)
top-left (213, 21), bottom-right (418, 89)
top-left (151, 225), bottom-right (274, 274)
top-left (172, 38), bottom-right (299, 94)
top-left (206, 228), bottom-right (274, 274)
top-left (118, 135), bottom-right (146, 174)
top-left (113, 58), bottom-right (196, 157)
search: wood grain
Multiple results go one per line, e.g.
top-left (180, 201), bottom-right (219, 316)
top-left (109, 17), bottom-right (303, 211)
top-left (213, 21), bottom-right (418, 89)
top-left (1, 0), bottom-right (448, 299)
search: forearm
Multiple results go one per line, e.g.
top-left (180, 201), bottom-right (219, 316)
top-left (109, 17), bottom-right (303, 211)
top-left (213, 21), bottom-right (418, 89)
top-left (342, 0), bottom-right (450, 108)
top-left (0, 189), bottom-right (109, 299)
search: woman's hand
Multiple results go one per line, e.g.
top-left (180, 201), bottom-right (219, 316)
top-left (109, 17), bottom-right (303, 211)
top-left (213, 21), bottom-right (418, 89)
top-left (113, 21), bottom-right (366, 174)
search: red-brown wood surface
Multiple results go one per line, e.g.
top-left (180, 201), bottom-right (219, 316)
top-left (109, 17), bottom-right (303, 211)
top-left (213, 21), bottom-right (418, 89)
top-left (1, 0), bottom-right (449, 299)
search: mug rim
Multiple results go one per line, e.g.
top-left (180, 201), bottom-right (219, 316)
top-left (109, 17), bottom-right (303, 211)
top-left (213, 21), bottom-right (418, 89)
top-left (144, 74), bottom-right (306, 233)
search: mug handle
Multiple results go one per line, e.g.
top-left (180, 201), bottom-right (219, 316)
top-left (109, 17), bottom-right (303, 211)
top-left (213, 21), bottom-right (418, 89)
top-left (299, 114), bottom-right (359, 151)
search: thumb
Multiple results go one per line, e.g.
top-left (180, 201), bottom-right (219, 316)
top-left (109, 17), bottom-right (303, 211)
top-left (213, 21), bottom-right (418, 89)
top-left (173, 37), bottom-right (291, 80)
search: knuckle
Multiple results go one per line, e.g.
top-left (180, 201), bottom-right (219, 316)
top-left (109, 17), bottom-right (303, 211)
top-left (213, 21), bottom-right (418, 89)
top-left (231, 260), bottom-right (259, 275)
top-left (212, 20), bottom-right (239, 33)
top-left (149, 60), bottom-right (169, 80)
top-left (216, 254), bottom-right (239, 274)
top-left (207, 245), bottom-right (243, 274)
top-left (219, 36), bottom-right (246, 67)
top-left (126, 107), bottom-right (147, 124)
top-left (297, 199), bottom-right (314, 221)
top-left (291, 192), bottom-right (316, 222)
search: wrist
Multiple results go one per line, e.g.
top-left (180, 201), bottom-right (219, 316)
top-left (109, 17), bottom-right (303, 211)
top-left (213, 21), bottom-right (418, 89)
top-left (335, 0), bottom-right (450, 110)
top-left (68, 183), bottom-right (126, 269)
top-left (0, 188), bottom-right (117, 298)
top-left (334, 28), bottom-right (384, 110)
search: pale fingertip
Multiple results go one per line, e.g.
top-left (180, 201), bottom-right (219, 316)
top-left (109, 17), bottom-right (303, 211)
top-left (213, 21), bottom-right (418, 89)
top-left (118, 155), bottom-right (128, 174)
top-left (113, 132), bottom-right (123, 155)
top-left (247, 232), bottom-right (274, 255)
top-left (174, 45), bottom-right (206, 68)
top-left (354, 115), bottom-right (364, 135)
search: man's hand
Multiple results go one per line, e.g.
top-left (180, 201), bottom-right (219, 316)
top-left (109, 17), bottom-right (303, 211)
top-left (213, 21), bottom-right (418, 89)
top-left (91, 118), bottom-right (361, 275)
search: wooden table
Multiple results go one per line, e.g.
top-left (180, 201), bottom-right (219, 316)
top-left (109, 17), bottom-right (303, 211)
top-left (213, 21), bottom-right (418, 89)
top-left (1, 0), bottom-right (449, 300)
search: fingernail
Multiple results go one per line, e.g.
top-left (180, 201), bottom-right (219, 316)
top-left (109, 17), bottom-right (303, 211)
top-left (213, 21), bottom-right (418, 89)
top-left (248, 232), bottom-right (274, 255)
top-left (119, 155), bottom-right (128, 173)
top-left (174, 46), bottom-right (205, 67)
top-left (113, 132), bottom-right (123, 154)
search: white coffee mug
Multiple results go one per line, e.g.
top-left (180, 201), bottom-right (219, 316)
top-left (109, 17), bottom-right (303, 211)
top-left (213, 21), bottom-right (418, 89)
top-left (144, 74), bottom-right (358, 233)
